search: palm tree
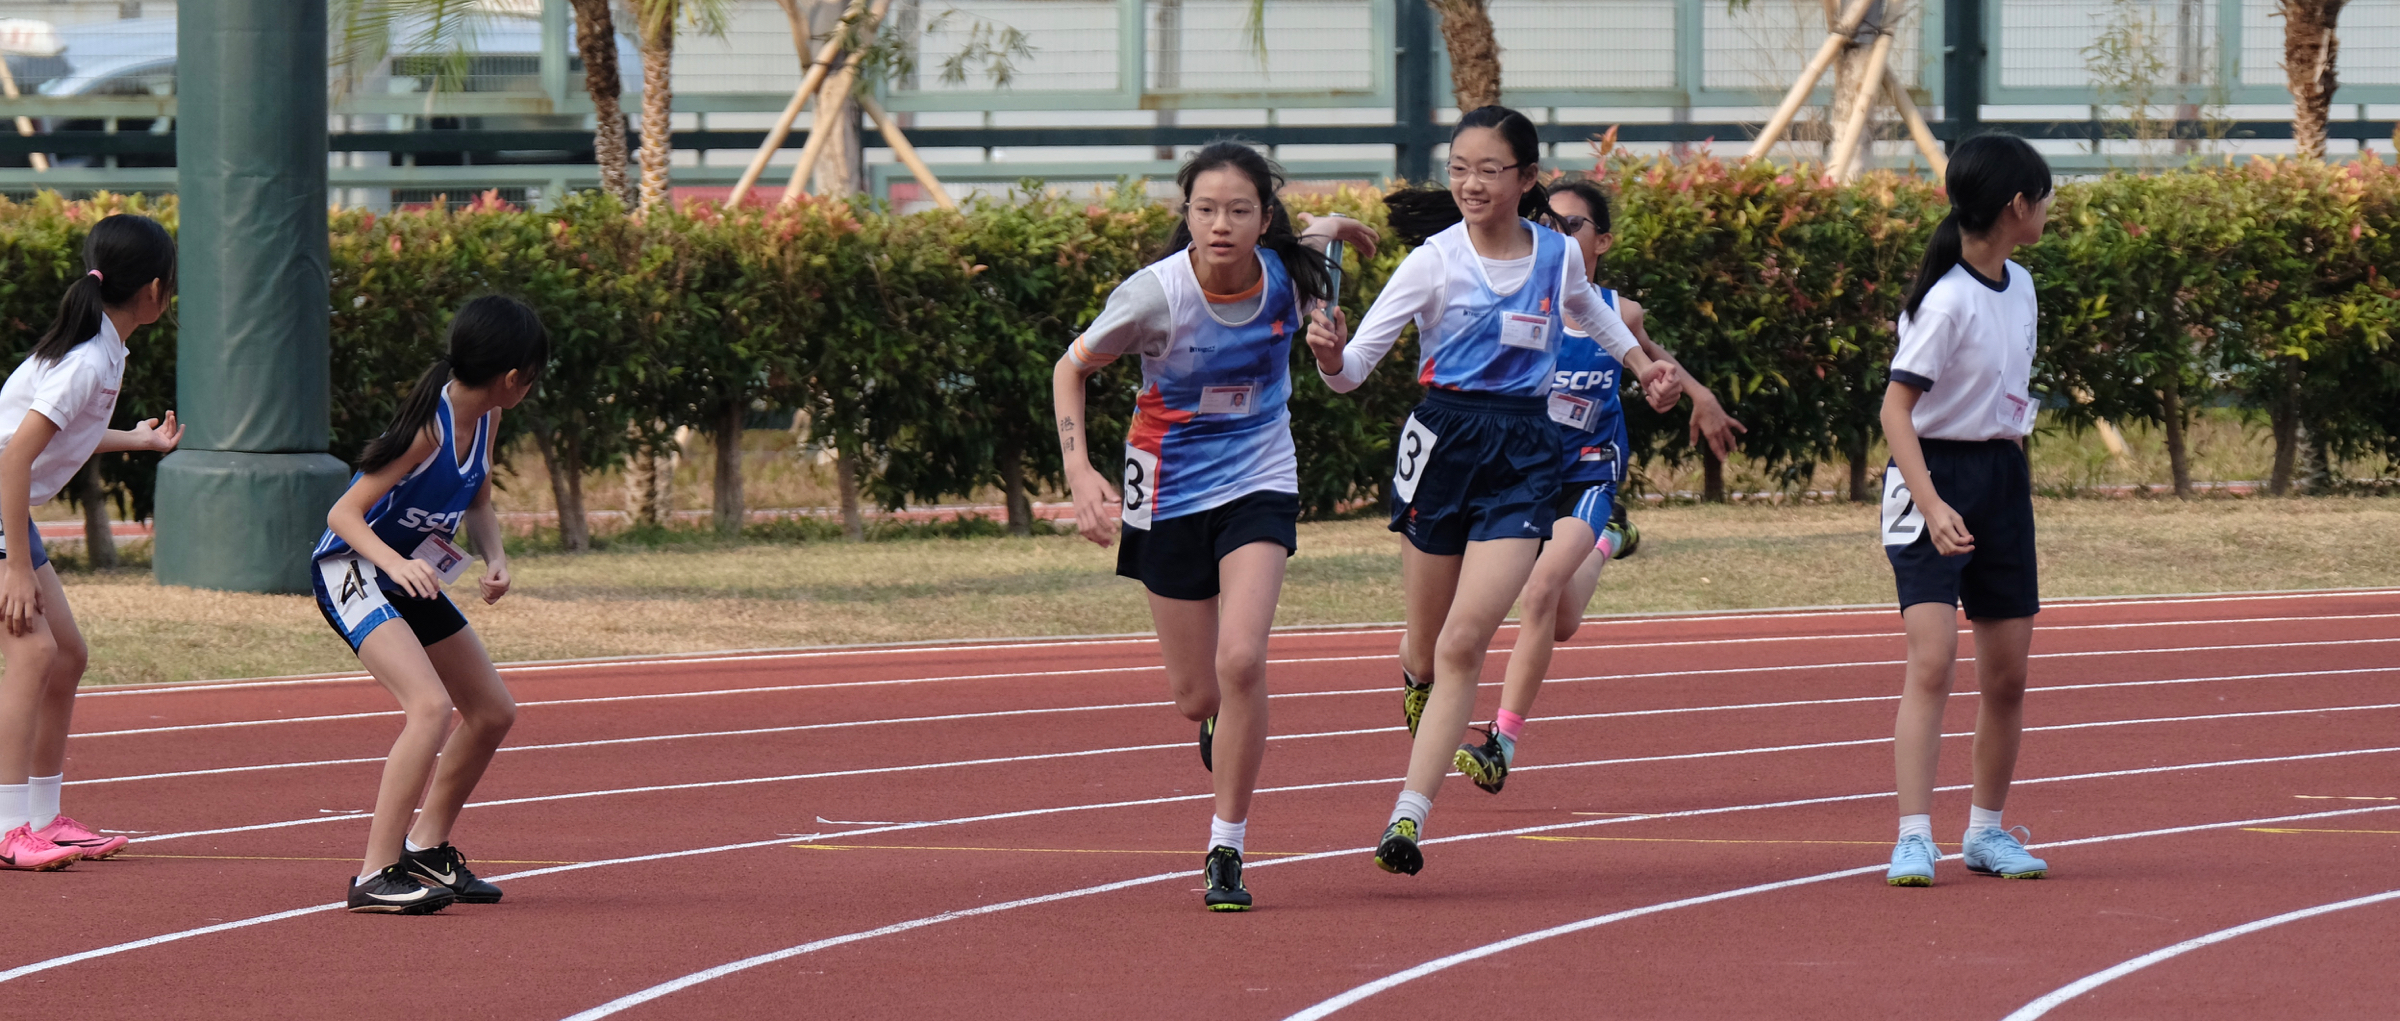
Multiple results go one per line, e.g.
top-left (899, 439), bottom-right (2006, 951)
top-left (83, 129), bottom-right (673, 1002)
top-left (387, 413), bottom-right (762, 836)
top-left (2279, 0), bottom-right (2349, 159)
top-left (1242, 0), bottom-right (1500, 111)
top-left (629, 1), bottom-right (733, 213)
top-left (570, 0), bottom-right (635, 204)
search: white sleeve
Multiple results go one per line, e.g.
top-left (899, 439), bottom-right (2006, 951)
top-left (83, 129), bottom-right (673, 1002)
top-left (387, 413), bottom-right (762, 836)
top-left (1559, 247), bottom-right (1640, 360)
top-left (1066, 272), bottom-right (1172, 371)
top-left (25, 357), bottom-right (99, 432)
top-left (1320, 246), bottom-right (1445, 394)
top-left (1889, 306), bottom-right (1956, 391)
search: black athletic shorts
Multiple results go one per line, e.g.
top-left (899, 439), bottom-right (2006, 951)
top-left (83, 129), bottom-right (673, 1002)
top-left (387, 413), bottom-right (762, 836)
top-left (1387, 389), bottom-right (1561, 556)
top-left (1117, 490), bottom-right (1300, 601)
top-left (1882, 438), bottom-right (2039, 620)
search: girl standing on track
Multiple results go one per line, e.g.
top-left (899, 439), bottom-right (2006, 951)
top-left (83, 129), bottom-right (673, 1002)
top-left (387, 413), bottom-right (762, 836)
top-left (1879, 134), bottom-right (2053, 888)
top-left (1053, 141), bottom-right (1374, 912)
top-left (315, 295), bottom-right (545, 913)
top-left (1308, 105), bottom-right (1677, 876)
top-left (1452, 180), bottom-right (1745, 795)
top-left (0, 214), bottom-right (180, 873)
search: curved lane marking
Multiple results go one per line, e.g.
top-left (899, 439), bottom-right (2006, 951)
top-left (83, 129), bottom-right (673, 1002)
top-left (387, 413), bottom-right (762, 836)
top-left (569, 801), bottom-right (2400, 1021)
top-left (1998, 889), bottom-right (2400, 1021)
top-left (13, 744), bottom-right (2391, 989)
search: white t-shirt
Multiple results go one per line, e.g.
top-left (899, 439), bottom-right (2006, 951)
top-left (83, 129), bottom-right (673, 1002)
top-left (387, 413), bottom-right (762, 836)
top-left (1319, 224), bottom-right (1640, 393)
top-left (1890, 260), bottom-right (2037, 441)
top-left (0, 316), bottom-right (128, 506)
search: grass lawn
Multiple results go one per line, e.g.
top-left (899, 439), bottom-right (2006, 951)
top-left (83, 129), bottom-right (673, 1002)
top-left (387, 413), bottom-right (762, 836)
top-left (55, 496), bottom-right (2400, 686)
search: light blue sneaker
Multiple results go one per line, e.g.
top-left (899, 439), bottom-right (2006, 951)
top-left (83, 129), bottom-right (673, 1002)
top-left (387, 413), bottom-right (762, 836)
top-left (1962, 825), bottom-right (2049, 879)
top-left (1886, 833), bottom-right (1937, 887)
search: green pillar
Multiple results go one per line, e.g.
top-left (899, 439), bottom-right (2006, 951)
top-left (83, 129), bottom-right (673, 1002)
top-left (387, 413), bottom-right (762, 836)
top-left (154, 0), bottom-right (351, 593)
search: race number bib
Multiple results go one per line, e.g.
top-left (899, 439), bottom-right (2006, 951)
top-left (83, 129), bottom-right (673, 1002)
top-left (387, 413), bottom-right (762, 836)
top-left (315, 554), bottom-right (390, 633)
top-left (1548, 391), bottom-right (1597, 430)
top-left (1121, 445), bottom-right (1160, 531)
top-left (1879, 465), bottom-right (1924, 548)
top-left (411, 533), bottom-right (472, 586)
top-left (1392, 414), bottom-right (1440, 504)
top-left (1197, 385), bottom-right (1257, 416)
top-left (1996, 390), bottom-right (2032, 433)
top-left (1498, 311), bottom-right (1551, 352)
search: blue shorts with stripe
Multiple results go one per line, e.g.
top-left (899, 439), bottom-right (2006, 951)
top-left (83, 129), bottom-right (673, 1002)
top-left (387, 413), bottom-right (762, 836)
top-left (1552, 480), bottom-right (1616, 544)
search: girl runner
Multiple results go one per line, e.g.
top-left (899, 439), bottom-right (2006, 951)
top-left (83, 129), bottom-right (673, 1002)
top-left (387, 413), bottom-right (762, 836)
top-left (1308, 106), bottom-right (1677, 876)
top-left (1052, 141), bottom-right (1374, 911)
top-left (1879, 134), bottom-right (2053, 887)
top-left (0, 214), bottom-right (180, 872)
top-left (315, 295), bottom-right (546, 913)
top-left (1453, 179), bottom-right (1746, 793)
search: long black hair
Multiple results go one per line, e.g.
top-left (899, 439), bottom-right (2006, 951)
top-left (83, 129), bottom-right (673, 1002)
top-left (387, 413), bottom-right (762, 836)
top-left (1162, 140), bottom-right (1332, 307)
top-left (33, 213), bottom-right (174, 362)
top-left (1386, 105), bottom-right (1554, 246)
top-left (1903, 133), bottom-right (2053, 318)
top-left (1551, 179), bottom-right (1612, 236)
top-left (355, 295), bottom-right (550, 475)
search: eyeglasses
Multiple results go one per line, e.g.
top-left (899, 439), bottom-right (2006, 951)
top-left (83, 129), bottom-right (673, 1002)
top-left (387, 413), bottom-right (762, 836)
top-left (1445, 161), bottom-right (1523, 184)
top-left (1549, 214), bottom-right (1593, 236)
top-left (1186, 204), bottom-right (1261, 223)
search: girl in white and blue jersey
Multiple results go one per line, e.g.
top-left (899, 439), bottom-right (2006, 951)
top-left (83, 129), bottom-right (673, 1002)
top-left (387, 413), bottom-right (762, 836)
top-left (1310, 105), bottom-right (1679, 876)
top-left (1879, 135), bottom-right (2053, 888)
top-left (1053, 141), bottom-right (1374, 911)
top-left (1455, 181), bottom-right (1748, 795)
top-left (315, 295), bottom-right (546, 914)
top-left (0, 215), bottom-right (181, 874)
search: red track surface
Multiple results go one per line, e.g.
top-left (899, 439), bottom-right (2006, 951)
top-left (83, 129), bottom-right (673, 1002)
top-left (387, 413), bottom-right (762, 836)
top-left (5, 591), bottom-right (2398, 1019)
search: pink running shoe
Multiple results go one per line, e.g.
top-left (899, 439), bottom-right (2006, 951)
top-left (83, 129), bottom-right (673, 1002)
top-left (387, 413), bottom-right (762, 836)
top-left (33, 815), bottom-right (128, 860)
top-left (1, 824), bottom-right (80, 871)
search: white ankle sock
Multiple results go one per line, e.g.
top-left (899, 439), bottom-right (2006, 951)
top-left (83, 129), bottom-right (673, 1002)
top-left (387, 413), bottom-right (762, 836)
top-left (1390, 790), bottom-right (1432, 833)
top-left (0, 783), bottom-right (27, 832)
top-left (1897, 814), bottom-right (1933, 842)
top-left (1208, 816), bottom-right (1247, 854)
top-left (27, 773), bottom-right (61, 830)
top-left (403, 836), bottom-right (431, 854)
top-left (1966, 805), bottom-right (2004, 840)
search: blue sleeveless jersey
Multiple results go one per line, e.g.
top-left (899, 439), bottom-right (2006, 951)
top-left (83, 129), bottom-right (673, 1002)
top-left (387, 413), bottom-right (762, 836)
top-left (312, 387), bottom-right (493, 565)
top-left (1121, 248), bottom-right (1300, 525)
top-left (1550, 289), bottom-right (1630, 484)
top-left (1418, 220), bottom-right (1573, 397)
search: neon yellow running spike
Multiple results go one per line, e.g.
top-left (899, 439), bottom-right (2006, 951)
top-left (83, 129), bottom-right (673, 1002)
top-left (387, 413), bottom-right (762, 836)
top-left (1401, 673), bottom-right (1432, 736)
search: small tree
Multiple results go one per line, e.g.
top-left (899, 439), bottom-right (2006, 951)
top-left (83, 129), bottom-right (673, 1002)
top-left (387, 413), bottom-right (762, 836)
top-left (2279, 0), bottom-right (2350, 159)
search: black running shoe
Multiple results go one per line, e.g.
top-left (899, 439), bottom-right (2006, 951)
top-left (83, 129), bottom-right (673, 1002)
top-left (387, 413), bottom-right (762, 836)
top-left (1199, 716), bottom-right (1215, 772)
top-left (348, 863), bottom-right (457, 914)
top-left (1401, 671), bottom-right (1432, 736)
top-left (1374, 819), bottom-right (1423, 875)
top-left (1608, 503), bottom-right (1640, 560)
top-left (401, 842), bottom-right (503, 904)
top-left (1203, 845), bottom-right (1252, 911)
top-left (1454, 727), bottom-right (1510, 794)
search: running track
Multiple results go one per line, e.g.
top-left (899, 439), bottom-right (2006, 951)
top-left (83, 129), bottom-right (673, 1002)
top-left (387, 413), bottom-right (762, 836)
top-left (5, 590), bottom-right (2397, 1019)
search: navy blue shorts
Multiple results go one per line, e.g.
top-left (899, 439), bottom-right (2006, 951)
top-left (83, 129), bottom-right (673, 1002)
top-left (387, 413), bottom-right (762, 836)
top-left (0, 519), bottom-right (47, 571)
top-left (1882, 439), bottom-right (2039, 620)
top-left (1118, 489), bottom-right (1299, 601)
top-left (1553, 480), bottom-right (1617, 544)
top-left (1389, 389), bottom-right (1561, 556)
top-left (312, 553), bottom-right (470, 652)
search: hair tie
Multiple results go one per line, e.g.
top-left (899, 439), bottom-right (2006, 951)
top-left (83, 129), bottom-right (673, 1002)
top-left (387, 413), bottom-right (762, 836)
top-left (86, 269), bottom-right (101, 281)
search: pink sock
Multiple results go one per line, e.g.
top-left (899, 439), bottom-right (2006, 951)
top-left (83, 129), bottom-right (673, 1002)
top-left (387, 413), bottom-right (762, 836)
top-left (1595, 533), bottom-right (1615, 557)
top-left (1496, 709), bottom-right (1526, 742)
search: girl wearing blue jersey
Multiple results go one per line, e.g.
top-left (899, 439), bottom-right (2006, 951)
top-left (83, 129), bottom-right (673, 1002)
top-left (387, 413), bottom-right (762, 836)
top-left (0, 215), bottom-right (180, 873)
top-left (1880, 136), bottom-right (2052, 888)
top-left (1454, 180), bottom-right (1746, 793)
top-left (1311, 106), bottom-right (1677, 875)
top-left (316, 296), bottom-right (546, 914)
top-left (1052, 141), bottom-right (1374, 911)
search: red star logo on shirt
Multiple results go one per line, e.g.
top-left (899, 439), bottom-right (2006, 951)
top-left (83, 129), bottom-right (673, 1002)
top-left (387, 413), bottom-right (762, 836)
top-left (1272, 319), bottom-right (1286, 337)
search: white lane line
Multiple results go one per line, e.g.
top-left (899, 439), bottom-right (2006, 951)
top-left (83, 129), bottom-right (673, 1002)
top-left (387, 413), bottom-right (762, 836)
top-left (71, 632), bottom-right (2400, 741)
top-left (1998, 889), bottom-right (2400, 1021)
top-left (71, 657), bottom-right (2400, 784)
top-left (83, 588), bottom-right (2395, 698)
top-left (116, 702), bottom-right (2400, 846)
top-left (1278, 805), bottom-right (2400, 1021)
top-left (14, 748), bottom-right (2394, 992)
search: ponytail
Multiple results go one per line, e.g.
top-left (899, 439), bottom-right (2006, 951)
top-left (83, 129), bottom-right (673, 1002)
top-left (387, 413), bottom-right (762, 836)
top-left (34, 214), bottom-right (175, 362)
top-left (355, 295), bottom-right (549, 475)
top-left (1161, 140), bottom-right (1333, 307)
top-left (1903, 133), bottom-right (2053, 319)
top-left (1389, 104), bottom-right (1562, 246)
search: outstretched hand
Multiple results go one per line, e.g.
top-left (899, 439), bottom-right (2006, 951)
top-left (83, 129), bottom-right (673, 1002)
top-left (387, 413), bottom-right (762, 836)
top-left (1297, 212), bottom-right (1380, 262)
top-left (126, 411), bottom-right (182, 453)
top-left (1637, 360), bottom-right (1682, 412)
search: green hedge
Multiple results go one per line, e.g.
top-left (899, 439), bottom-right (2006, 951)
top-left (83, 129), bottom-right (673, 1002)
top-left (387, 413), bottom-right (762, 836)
top-left (1, 156), bottom-right (2394, 546)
